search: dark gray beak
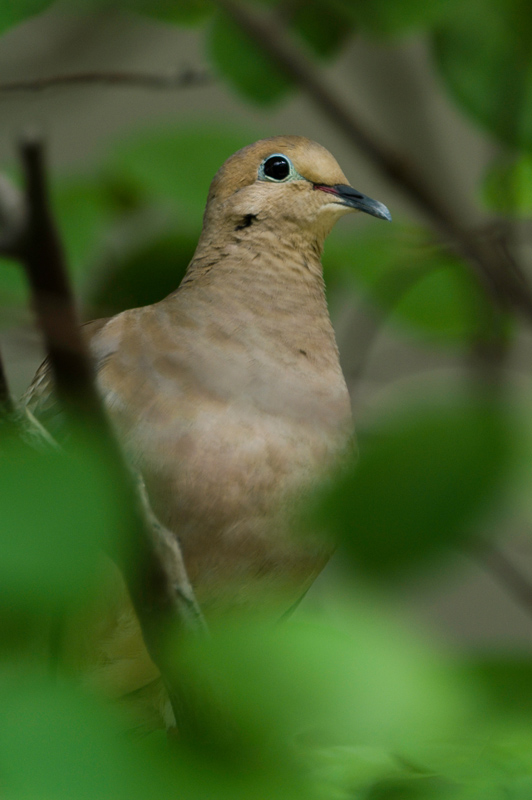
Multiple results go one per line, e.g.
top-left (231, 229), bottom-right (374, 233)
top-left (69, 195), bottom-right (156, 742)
top-left (315, 183), bottom-right (392, 221)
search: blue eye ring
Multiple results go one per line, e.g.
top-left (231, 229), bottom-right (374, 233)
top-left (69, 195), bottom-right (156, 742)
top-left (258, 153), bottom-right (299, 183)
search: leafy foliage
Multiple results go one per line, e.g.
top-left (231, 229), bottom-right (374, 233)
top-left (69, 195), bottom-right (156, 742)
top-left (433, 0), bottom-right (532, 150)
top-left (339, 0), bottom-right (461, 37)
top-left (117, 0), bottom-right (213, 25)
top-left (0, 0), bottom-right (53, 35)
top-left (324, 225), bottom-right (503, 347)
top-left (107, 127), bottom-right (256, 222)
top-left (482, 153), bottom-right (532, 216)
top-left (2, 1), bottom-right (532, 798)
top-left (281, 0), bottom-right (354, 58)
top-left (305, 394), bottom-right (515, 579)
top-left (208, 0), bottom-right (354, 105)
top-left (0, 431), bottom-right (127, 604)
top-left (209, 11), bottom-right (293, 104)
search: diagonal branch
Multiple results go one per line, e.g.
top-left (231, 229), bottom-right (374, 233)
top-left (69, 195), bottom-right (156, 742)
top-left (17, 134), bottom-right (205, 727)
top-left (0, 345), bottom-right (12, 414)
top-left (215, 0), bottom-right (532, 324)
top-left (0, 67), bottom-right (211, 95)
top-left (471, 537), bottom-right (532, 624)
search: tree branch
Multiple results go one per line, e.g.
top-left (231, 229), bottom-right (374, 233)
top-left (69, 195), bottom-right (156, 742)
top-left (16, 134), bottom-right (205, 728)
top-left (0, 173), bottom-right (26, 258)
top-left (215, 0), bottom-right (532, 324)
top-left (0, 345), bottom-right (12, 414)
top-left (471, 537), bottom-right (532, 625)
top-left (0, 67), bottom-right (211, 94)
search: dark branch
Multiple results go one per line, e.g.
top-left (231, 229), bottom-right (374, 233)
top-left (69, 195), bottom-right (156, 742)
top-left (472, 537), bottom-right (532, 623)
top-left (17, 135), bottom-right (205, 727)
top-left (20, 137), bottom-right (99, 416)
top-left (0, 345), bottom-right (13, 414)
top-left (0, 68), bottom-right (211, 95)
top-left (216, 0), bottom-right (532, 324)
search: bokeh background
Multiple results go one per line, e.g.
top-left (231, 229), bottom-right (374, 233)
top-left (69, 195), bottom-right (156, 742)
top-left (3, 3), bottom-right (532, 798)
top-left (2, 1), bottom-right (532, 645)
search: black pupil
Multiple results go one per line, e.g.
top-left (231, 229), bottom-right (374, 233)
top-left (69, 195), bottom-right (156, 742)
top-left (263, 156), bottom-right (290, 181)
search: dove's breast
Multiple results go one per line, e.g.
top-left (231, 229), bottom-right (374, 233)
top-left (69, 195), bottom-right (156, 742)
top-left (91, 303), bottom-right (352, 612)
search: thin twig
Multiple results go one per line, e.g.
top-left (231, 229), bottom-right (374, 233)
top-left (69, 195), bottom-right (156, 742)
top-left (215, 0), bottom-right (532, 324)
top-left (17, 134), bottom-right (204, 728)
top-left (0, 346), bottom-right (12, 413)
top-left (20, 137), bottom-right (98, 414)
top-left (0, 68), bottom-right (211, 95)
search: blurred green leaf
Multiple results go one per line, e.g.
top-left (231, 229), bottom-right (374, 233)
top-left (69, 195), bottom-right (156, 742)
top-left (52, 178), bottom-right (115, 284)
top-left (461, 657), bottom-right (532, 720)
top-left (0, 258), bottom-right (30, 315)
top-left (325, 226), bottom-right (499, 346)
top-left (175, 604), bottom-right (465, 765)
top-left (281, 0), bottom-right (354, 58)
top-left (482, 153), bottom-right (532, 216)
top-left (0, 673), bottom-right (180, 799)
top-left (338, 0), bottom-right (460, 36)
top-left (0, 0), bottom-right (52, 35)
top-left (0, 433), bottom-right (125, 604)
top-left (0, 676), bottom-right (132, 798)
top-left (391, 265), bottom-right (494, 344)
top-left (363, 775), bottom-right (453, 799)
top-left (418, 724), bottom-right (532, 799)
top-left (209, 11), bottom-right (293, 104)
top-left (118, 0), bottom-right (213, 24)
top-left (433, 0), bottom-right (532, 150)
top-left (109, 127), bottom-right (256, 221)
top-left (307, 395), bottom-right (514, 579)
top-left (88, 230), bottom-right (197, 315)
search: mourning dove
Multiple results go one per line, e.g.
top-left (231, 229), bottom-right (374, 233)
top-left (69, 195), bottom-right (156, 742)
top-left (25, 136), bottom-right (390, 713)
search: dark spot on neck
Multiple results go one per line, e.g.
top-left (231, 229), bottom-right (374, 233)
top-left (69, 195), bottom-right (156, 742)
top-left (235, 213), bottom-right (258, 231)
top-left (299, 349), bottom-right (307, 356)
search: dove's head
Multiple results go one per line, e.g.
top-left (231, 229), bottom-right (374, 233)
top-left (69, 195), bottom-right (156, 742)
top-left (202, 135), bottom-right (391, 248)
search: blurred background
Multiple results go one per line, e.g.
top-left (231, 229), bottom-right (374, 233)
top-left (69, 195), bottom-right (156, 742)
top-left (3, 3), bottom-right (532, 798)
top-left (1, 0), bottom-right (532, 647)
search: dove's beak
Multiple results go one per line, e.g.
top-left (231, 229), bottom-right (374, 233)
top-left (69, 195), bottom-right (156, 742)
top-left (314, 184), bottom-right (392, 221)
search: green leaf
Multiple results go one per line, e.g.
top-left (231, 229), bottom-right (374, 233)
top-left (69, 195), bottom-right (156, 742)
top-left (88, 230), bottom-right (197, 314)
top-left (462, 657), bottom-right (532, 719)
top-left (0, 0), bottom-right (52, 36)
top-left (0, 258), bottom-right (30, 316)
top-left (390, 264), bottom-right (495, 344)
top-left (482, 153), bottom-right (532, 216)
top-left (324, 225), bottom-right (500, 346)
top-left (175, 603), bottom-right (465, 762)
top-left (208, 11), bottom-right (293, 104)
top-left (286, 0), bottom-right (354, 58)
top-left (117, 0), bottom-right (213, 25)
top-left (0, 676), bottom-right (130, 798)
top-left (109, 126), bottom-right (257, 222)
top-left (52, 178), bottom-right (115, 286)
top-left (307, 395), bottom-right (515, 579)
top-left (338, 0), bottom-right (460, 37)
top-left (0, 673), bottom-right (179, 799)
top-left (433, 0), bottom-right (532, 150)
top-left (0, 433), bottom-right (127, 604)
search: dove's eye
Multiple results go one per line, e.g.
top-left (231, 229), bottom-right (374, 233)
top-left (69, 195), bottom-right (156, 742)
top-left (259, 154), bottom-right (295, 182)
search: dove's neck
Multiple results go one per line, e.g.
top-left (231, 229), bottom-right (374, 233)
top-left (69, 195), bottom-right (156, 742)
top-left (176, 225), bottom-right (339, 369)
top-left (157, 225), bottom-right (351, 430)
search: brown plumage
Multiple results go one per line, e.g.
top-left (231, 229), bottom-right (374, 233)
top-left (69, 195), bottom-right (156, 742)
top-left (25, 136), bottom-right (390, 716)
